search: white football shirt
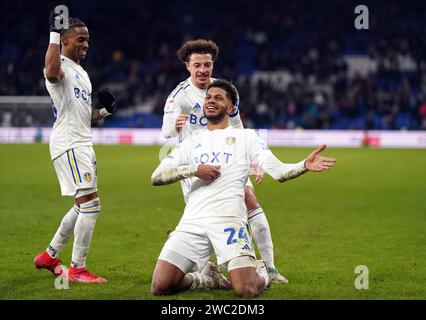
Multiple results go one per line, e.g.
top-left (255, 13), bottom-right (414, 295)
top-left (155, 126), bottom-right (306, 221)
top-left (44, 55), bottom-right (93, 160)
top-left (161, 77), bottom-right (244, 141)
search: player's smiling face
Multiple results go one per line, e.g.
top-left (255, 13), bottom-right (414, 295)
top-left (186, 53), bottom-right (213, 89)
top-left (203, 87), bottom-right (233, 123)
top-left (61, 27), bottom-right (90, 62)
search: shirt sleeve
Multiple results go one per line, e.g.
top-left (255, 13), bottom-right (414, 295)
top-left (43, 67), bottom-right (65, 86)
top-left (161, 92), bottom-right (183, 139)
top-left (151, 137), bottom-right (198, 185)
top-left (248, 130), bottom-right (307, 182)
top-left (161, 137), bottom-right (191, 167)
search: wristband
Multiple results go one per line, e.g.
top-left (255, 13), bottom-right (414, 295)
top-left (49, 32), bottom-right (61, 45)
top-left (99, 108), bottom-right (112, 118)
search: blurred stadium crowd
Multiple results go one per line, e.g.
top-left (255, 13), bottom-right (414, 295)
top-left (1, 0), bottom-right (426, 130)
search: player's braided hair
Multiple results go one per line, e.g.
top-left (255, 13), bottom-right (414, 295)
top-left (207, 79), bottom-right (239, 106)
top-left (60, 17), bottom-right (86, 35)
top-left (177, 39), bottom-right (219, 63)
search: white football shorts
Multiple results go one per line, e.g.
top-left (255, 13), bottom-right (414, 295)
top-left (53, 146), bottom-right (98, 197)
top-left (159, 216), bottom-right (256, 272)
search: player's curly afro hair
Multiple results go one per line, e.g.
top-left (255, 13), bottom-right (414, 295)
top-left (60, 17), bottom-right (86, 35)
top-left (207, 79), bottom-right (239, 106)
top-left (177, 39), bottom-right (219, 63)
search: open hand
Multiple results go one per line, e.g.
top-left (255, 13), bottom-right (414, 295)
top-left (305, 145), bottom-right (336, 172)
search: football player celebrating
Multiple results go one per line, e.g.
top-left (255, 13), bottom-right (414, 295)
top-left (152, 79), bottom-right (336, 297)
top-left (33, 8), bottom-right (116, 283)
top-left (162, 39), bottom-right (288, 283)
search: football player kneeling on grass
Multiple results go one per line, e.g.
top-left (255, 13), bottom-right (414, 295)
top-left (151, 79), bottom-right (336, 297)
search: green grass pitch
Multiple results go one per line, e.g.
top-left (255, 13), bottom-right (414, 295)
top-left (0, 144), bottom-right (425, 300)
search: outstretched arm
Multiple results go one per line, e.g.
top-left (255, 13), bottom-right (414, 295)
top-left (256, 143), bottom-right (336, 182)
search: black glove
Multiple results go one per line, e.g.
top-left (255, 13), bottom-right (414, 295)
top-left (97, 88), bottom-right (116, 113)
top-left (49, 8), bottom-right (63, 33)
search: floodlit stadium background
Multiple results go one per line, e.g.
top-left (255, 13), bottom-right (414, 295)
top-left (0, 0), bottom-right (425, 300)
top-left (1, 0), bottom-right (426, 147)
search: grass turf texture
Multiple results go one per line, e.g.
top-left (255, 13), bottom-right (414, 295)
top-left (0, 144), bottom-right (424, 300)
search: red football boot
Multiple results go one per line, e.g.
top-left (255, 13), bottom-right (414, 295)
top-left (33, 251), bottom-right (64, 277)
top-left (67, 267), bottom-right (108, 283)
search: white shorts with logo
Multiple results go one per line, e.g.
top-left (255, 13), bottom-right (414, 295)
top-left (159, 216), bottom-right (256, 272)
top-left (53, 146), bottom-right (97, 197)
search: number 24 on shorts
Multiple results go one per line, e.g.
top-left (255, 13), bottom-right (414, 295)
top-left (224, 226), bottom-right (249, 245)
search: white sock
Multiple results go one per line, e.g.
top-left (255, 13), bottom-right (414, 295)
top-left (47, 205), bottom-right (80, 258)
top-left (248, 208), bottom-right (275, 269)
top-left (71, 198), bottom-right (101, 268)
